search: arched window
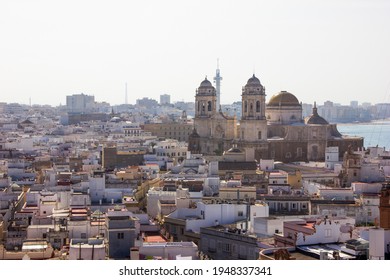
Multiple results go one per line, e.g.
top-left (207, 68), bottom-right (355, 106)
top-left (244, 101), bottom-right (248, 113)
top-left (256, 101), bottom-right (260, 112)
top-left (208, 101), bottom-right (212, 111)
top-left (258, 131), bottom-right (262, 139)
top-left (202, 102), bottom-right (205, 113)
top-left (250, 103), bottom-right (253, 111)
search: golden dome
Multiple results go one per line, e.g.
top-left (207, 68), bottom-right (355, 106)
top-left (268, 91), bottom-right (300, 107)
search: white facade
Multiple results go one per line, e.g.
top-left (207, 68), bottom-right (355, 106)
top-left (139, 241), bottom-right (197, 260)
top-left (89, 174), bottom-right (105, 203)
top-left (287, 217), bottom-right (355, 246)
top-left (68, 238), bottom-right (106, 260)
top-left (167, 201), bottom-right (268, 234)
top-left (259, 159), bottom-right (274, 171)
top-left (351, 182), bottom-right (383, 195)
top-left (155, 139), bottom-right (188, 165)
top-left (318, 188), bottom-right (354, 201)
top-left (27, 225), bottom-right (55, 239)
top-left (4, 138), bottom-right (34, 151)
top-left (66, 93), bottom-right (95, 113)
top-left (325, 146), bottom-right (340, 169)
top-left (68, 220), bottom-right (92, 239)
top-left (147, 187), bottom-right (190, 220)
top-left (268, 171), bottom-right (287, 184)
top-left (368, 228), bottom-right (390, 260)
top-left (360, 163), bottom-right (385, 182)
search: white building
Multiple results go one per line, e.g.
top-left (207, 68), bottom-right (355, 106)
top-left (68, 238), bottom-right (106, 260)
top-left (325, 146), bottom-right (340, 170)
top-left (66, 93), bottom-right (95, 113)
top-left (368, 228), bottom-right (390, 260)
top-left (166, 201), bottom-right (269, 234)
top-left (276, 216), bottom-right (355, 247)
top-left (155, 139), bottom-right (188, 166)
top-left (146, 187), bottom-right (190, 220)
top-left (138, 241), bottom-right (198, 260)
top-left (160, 94), bottom-right (171, 105)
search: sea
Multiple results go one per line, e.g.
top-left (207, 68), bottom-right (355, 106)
top-left (337, 119), bottom-right (390, 151)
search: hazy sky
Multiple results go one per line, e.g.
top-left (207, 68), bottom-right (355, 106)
top-left (1, 0), bottom-right (390, 107)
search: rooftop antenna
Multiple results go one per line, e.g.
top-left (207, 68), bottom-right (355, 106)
top-left (214, 58), bottom-right (222, 109)
top-left (125, 82), bottom-right (128, 105)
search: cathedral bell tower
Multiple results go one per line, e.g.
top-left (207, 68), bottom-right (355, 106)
top-left (240, 74), bottom-right (267, 141)
top-left (193, 77), bottom-right (218, 140)
top-left (195, 77), bottom-right (217, 118)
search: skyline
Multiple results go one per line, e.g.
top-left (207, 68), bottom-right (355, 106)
top-left (1, 0), bottom-right (390, 107)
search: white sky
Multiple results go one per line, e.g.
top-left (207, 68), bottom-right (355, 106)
top-left (1, 0), bottom-right (390, 107)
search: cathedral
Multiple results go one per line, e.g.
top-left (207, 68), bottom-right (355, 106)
top-left (188, 74), bottom-right (363, 163)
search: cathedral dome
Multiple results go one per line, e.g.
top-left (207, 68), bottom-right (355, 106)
top-left (268, 91), bottom-right (300, 107)
top-left (306, 103), bottom-right (328, 125)
top-left (246, 74), bottom-right (262, 86)
top-left (199, 78), bottom-right (213, 88)
top-left (196, 77), bottom-right (216, 96)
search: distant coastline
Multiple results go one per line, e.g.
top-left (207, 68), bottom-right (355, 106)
top-left (337, 120), bottom-right (390, 150)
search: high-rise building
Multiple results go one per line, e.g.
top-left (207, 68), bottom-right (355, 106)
top-left (160, 94), bottom-right (171, 105)
top-left (350, 101), bottom-right (358, 108)
top-left (66, 93), bottom-right (95, 113)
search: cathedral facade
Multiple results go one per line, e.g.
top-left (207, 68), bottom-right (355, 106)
top-left (189, 75), bottom-right (363, 163)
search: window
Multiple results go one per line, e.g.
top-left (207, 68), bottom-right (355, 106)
top-left (258, 131), bottom-right (262, 140)
top-left (325, 229), bottom-right (332, 237)
top-left (238, 211), bottom-right (244, 217)
top-left (297, 147), bottom-right (302, 157)
top-left (256, 101), bottom-right (260, 112)
top-left (208, 101), bottom-right (212, 111)
top-left (222, 243), bottom-right (231, 252)
top-left (117, 232), bottom-right (124, 239)
top-left (244, 101), bottom-right (247, 113)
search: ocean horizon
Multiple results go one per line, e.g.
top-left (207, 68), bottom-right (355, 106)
top-left (337, 119), bottom-right (390, 151)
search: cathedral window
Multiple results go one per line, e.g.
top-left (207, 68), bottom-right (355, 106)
top-left (256, 101), bottom-right (260, 113)
top-left (297, 147), bottom-right (302, 157)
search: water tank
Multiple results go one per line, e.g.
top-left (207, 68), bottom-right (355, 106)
top-left (320, 250), bottom-right (328, 260)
